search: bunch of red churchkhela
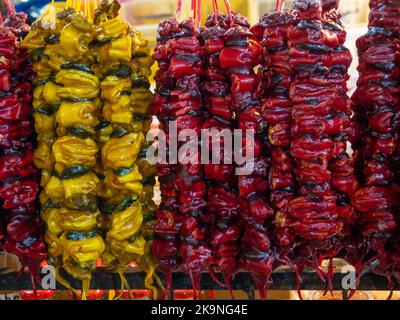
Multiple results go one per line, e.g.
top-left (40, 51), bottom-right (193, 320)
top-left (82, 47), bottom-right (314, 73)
top-left (286, 0), bottom-right (355, 290)
top-left (251, 4), bottom-right (298, 267)
top-left (151, 17), bottom-right (181, 298)
top-left (350, 0), bottom-right (400, 292)
top-left (0, 4), bottom-right (47, 287)
top-left (151, 2), bottom-right (212, 298)
top-left (200, 2), bottom-right (240, 292)
top-left (219, 4), bottom-right (275, 298)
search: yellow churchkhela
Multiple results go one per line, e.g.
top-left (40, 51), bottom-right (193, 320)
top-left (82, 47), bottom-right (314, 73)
top-left (24, 0), bottom-right (157, 299)
top-left (93, 0), bottom-right (159, 298)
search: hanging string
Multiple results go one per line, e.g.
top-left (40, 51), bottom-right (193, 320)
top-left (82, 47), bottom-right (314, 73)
top-left (92, 0), bottom-right (98, 19)
top-left (213, 0), bottom-right (219, 12)
top-left (76, 0), bottom-right (80, 11)
top-left (87, 0), bottom-right (92, 21)
top-left (176, 0), bottom-right (183, 18)
top-left (85, 0), bottom-right (89, 18)
top-left (4, 0), bottom-right (16, 16)
top-left (223, 0), bottom-right (233, 25)
top-left (190, 0), bottom-right (195, 20)
top-left (196, 0), bottom-right (201, 28)
top-left (212, 0), bottom-right (218, 24)
top-left (276, 0), bottom-right (285, 12)
top-left (0, 13), bottom-right (3, 24)
top-left (78, 0), bottom-right (83, 13)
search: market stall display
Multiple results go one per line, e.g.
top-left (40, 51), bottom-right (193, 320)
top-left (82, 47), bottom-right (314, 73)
top-left (2, 0), bottom-right (400, 301)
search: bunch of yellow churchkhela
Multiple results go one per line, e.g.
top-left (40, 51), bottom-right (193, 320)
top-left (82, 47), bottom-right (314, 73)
top-left (93, 0), bottom-right (157, 296)
top-left (23, 3), bottom-right (105, 298)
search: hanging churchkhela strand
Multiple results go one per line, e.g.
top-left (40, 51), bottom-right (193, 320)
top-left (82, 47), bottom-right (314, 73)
top-left (151, 11), bottom-right (183, 301)
top-left (287, 0), bottom-right (353, 293)
top-left (94, 0), bottom-right (146, 298)
top-left (349, 0), bottom-right (400, 298)
top-left (219, 1), bottom-right (276, 299)
top-left (166, 0), bottom-right (212, 299)
top-left (130, 26), bottom-right (160, 302)
top-left (93, 0), bottom-right (159, 299)
top-left (319, 0), bottom-right (359, 290)
top-left (24, 1), bottom-right (105, 299)
top-left (0, 0), bottom-right (47, 292)
top-left (201, 0), bottom-right (240, 295)
top-left (151, 0), bottom-right (213, 299)
top-left (251, 2), bottom-right (299, 280)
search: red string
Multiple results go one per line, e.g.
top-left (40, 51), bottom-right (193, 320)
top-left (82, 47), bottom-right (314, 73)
top-left (223, 0), bottom-right (233, 25)
top-left (176, 0), bottom-right (183, 17)
top-left (197, 0), bottom-right (201, 27)
top-left (276, 0), bottom-right (285, 12)
top-left (0, 13), bottom-right (3, 24)
top-left (191, 0), bottom-right (195, 20)
top-left (4, 0), bottom-right (16, 16)
top-left (213, 0), bottom-right (219, 11)
top-left (212, 0), bottom-right (218, 24)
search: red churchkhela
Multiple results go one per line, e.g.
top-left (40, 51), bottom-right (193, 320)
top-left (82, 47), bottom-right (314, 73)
top-left (321, 0), bottom-right (358, 246)
top-left (0, 0), bottom-right (47, 293)
top-left (219, 3), bottom-right (276, 299)
top-left (151, 0), bottom-right (212, 299)
top-left (285, 0), bottom-right (356, 293)
top-left (349, 0), bottom-right (400, 297)
top-left (151, 0), bottom-right (400, 300)
top-left (253, 6), bottom-right (298, 270)
top-left (251, 0), bottom-right (357, 297)
top-left (200, 1), bottom-right (240, 296)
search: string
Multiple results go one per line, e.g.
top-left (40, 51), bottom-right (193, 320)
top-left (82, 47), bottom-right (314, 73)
top-left (76, 0), bottom-right (81, 13)
top-left (276, 0), bottom-right (285, 12)
top-left (85, 0), bottom-right (88, 18)
top-left (213, 0), bottom-right (219, 11)
top-left (197, 0), bottom-right (201, 27)
top-left (92, 0), bottom-right (98, 18)
top-left (10, 0), bottom-right (16, 14)
top-left (176, 0), bottom-right (183, 18)
top-left (4, 0), bottom-right (16, 16)
top-left (223, 0), bottom-right (233, 25)
top-left (212, 0), bottom-right (219, 24)
top-left (190, 0), bottom-right (195, 20)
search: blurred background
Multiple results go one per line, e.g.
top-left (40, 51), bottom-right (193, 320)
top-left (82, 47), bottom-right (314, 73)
top-left (5, 0), bottom-right (369, 42)
top-left (3, 0), bottom-right (369, 90)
